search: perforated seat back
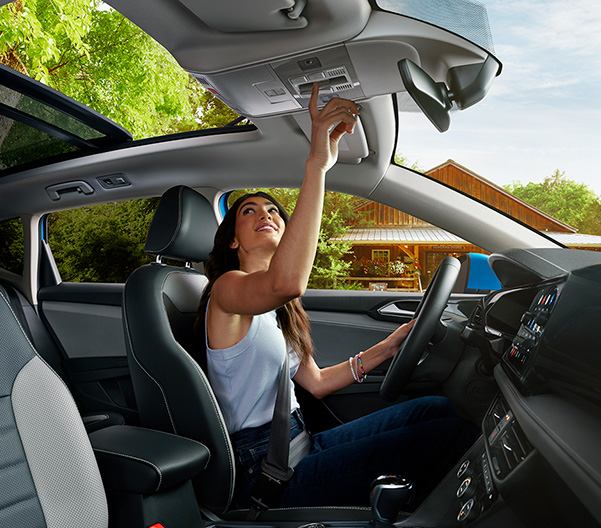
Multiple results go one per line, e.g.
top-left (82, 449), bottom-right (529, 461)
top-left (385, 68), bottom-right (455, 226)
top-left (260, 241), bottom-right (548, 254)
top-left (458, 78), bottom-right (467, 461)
top-left (0, 289), bottom-right (108, 528)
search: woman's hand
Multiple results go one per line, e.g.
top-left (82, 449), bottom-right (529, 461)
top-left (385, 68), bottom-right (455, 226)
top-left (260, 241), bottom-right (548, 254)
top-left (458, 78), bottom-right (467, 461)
top-left (306, 83), bottom-right (359, 173)
top-left (294, 318), bottom-right (417, 400)
top-left (386, 319), bottom-right (417, 359)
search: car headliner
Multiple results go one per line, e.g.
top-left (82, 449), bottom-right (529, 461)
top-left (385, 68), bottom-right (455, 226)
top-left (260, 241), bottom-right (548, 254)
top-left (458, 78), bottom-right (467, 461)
top-left (0, 0), bottom-right (559, 274)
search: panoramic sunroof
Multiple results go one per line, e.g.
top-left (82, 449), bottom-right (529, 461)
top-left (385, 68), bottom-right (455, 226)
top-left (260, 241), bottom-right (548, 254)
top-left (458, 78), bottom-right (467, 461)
top-left (0, 63), bottom-right (132, 175)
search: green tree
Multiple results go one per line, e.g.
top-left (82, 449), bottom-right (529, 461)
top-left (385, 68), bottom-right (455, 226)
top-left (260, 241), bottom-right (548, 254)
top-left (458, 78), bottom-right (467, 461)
top-left (1, 1), bottom-right (242, 283)
top-left (504, 170), bottom-right (601, 235)
top-left (0, 217), bottom-right (24, 275)
top-left (0, 0), bottom-right (239, 138)
top-left (394, 153), bottom-right (423, 172)
top-left (229, 188), bottom-right (365, 289)
top-left (47, 198), bottom-right (159, 282)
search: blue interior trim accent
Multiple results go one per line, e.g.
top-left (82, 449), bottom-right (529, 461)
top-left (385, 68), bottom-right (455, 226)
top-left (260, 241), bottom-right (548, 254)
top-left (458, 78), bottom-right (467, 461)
top-left (218, 192), bottom-right (231, 218)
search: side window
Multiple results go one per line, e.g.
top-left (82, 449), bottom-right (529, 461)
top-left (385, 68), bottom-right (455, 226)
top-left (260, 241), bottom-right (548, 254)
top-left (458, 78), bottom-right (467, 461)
top-left (47, 199), bottom-right (159, 283)
top-left (0, 217), bottom-right (25, 275)
top-left (228, 189), bottom-right (496, 292)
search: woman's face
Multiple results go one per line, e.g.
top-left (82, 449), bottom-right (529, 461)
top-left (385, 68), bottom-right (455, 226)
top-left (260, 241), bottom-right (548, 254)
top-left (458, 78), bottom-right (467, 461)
top-left (230, 196), bottom-right (286, 254)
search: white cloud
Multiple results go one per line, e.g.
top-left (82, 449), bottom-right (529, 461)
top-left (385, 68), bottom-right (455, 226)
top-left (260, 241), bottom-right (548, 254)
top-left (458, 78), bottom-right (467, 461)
top-left (397, 1), bottom-right (601, 198)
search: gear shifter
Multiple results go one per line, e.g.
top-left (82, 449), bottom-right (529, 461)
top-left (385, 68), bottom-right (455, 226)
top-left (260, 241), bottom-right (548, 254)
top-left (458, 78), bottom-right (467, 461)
top-left (370, 475), bottom-right (414, 527)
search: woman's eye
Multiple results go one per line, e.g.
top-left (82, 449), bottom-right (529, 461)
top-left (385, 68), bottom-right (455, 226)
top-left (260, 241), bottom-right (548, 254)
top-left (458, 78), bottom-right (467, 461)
top-left (242, 208), bottom-right (254, 215)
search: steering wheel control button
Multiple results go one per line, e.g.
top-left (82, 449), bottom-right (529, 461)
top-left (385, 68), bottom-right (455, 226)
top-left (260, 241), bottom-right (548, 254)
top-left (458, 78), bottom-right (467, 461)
top-left (457, 459), bottom-right (470, 478)
top-left (457, 477), bottom-right (472, 498)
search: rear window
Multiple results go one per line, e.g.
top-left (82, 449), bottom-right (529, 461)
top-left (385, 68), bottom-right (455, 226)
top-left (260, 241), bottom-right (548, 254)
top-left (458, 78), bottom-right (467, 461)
top-left (47, 199), bottom-right (159, 283)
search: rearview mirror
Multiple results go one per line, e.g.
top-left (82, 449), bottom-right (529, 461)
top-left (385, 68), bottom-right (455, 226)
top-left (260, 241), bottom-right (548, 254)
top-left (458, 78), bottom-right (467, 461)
top-left (398, 59), bottom-right (452, 132)
top-left (398, 56), bottom-right (500, 133)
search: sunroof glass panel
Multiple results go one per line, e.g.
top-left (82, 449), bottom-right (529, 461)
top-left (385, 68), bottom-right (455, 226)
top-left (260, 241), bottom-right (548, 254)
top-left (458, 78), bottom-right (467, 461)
top-left (0, 84), bottom-right (105, 141)
top-left (0, 116), bottom-right (79, 170)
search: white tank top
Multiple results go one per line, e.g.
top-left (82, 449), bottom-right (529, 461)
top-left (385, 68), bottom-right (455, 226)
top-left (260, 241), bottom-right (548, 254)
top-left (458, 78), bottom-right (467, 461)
top-left (205, 303), bottom-right (300, 434)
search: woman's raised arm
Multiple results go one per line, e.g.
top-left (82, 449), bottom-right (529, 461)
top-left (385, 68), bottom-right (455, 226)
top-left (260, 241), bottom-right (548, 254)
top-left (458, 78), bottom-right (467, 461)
top-left (212, 84), bottom-right (359, 317)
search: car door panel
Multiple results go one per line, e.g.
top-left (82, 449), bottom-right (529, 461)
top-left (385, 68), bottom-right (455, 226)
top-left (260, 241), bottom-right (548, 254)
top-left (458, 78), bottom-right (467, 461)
top-left (38, 283), bottom-right (138, 423)
top-left (41, 300), bottom-right (126, 358)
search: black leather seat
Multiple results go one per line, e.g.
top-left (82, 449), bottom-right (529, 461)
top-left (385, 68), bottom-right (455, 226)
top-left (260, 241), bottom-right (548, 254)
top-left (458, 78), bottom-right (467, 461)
top-left (123, 185), bottom-right (371, 521)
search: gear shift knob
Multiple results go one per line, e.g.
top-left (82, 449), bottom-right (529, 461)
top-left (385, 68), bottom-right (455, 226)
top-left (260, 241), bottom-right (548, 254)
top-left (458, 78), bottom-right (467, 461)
top-left (370, 475), bottom-right (414, 526)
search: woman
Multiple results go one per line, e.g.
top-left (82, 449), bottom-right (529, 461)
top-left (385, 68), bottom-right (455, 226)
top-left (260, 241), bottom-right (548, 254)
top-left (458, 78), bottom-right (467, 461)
top-left (197, 84), bottom-right (478, 509)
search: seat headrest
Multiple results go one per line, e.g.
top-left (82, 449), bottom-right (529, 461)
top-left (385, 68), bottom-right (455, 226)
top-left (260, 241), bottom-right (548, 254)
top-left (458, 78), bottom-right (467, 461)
top-left (145, 186), bottom-right (218, 262)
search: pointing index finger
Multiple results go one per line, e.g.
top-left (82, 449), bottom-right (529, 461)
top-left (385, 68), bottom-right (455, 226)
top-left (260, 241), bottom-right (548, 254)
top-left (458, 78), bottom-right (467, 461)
top-left (308, 82), bottom-right (319, 119)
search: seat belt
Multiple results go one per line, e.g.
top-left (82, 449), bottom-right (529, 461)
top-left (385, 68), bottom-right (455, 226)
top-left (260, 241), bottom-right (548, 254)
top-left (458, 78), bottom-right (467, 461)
top-left (247, 351), bottom-right (311, 519)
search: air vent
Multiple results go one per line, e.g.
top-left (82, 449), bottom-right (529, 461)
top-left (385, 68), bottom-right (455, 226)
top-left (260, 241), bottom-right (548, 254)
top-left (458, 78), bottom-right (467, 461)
top-left (326, 67), bottom-right (346, 77)
top-left (332, 83), bottom-right (353, 92)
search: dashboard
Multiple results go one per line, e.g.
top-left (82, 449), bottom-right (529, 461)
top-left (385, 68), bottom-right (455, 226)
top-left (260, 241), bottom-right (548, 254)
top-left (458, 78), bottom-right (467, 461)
top-left (463, 249), bottom-right (601, 526)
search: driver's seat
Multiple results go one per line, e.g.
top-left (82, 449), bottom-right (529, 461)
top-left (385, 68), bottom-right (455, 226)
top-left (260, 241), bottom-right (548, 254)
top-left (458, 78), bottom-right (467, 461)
top-left (123, 186), bottom-right (371, 521)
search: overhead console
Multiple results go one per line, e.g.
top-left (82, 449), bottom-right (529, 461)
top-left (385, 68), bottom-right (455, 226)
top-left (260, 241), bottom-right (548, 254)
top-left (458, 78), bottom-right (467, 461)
top-left (190, 12), bottom-right (498, 120)
top-left (108, 0), bottom-right (501, 127)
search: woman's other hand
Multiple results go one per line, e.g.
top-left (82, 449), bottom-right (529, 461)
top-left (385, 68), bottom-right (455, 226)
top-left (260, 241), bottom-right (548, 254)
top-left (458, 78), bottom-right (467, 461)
top-left (386, 319), bottom-right (417, 359)
top-left (306, 83), bottom-right (359, 173)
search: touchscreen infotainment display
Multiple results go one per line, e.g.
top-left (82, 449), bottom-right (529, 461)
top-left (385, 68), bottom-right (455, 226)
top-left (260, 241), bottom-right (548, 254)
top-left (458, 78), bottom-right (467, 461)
top-left (502, 264), bottom-right (601, 402)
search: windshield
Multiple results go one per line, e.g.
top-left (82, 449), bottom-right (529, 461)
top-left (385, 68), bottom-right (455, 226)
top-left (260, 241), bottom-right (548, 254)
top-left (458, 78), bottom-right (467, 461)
top-left (377, 0), bottom-right (496, 56)
top-left (394, 0), bottom-right (601, 250)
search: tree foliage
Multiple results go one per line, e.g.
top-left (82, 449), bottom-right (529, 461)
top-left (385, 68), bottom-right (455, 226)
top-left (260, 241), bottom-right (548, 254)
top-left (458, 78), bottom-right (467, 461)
top-left (0, 217), bottom-right (24, 275)
top-left (47, 199), bottom-right (159, 282)
top-left (0, 0), bottom-right (239, 138)
top-left (394, 153), bottom-right (423, 172)
top-left (504, 170), bottom-right (601, 235)
top-left (229, 188), bottom-right (366, 289)
top-left (0, 0), bottom-right (242, 282)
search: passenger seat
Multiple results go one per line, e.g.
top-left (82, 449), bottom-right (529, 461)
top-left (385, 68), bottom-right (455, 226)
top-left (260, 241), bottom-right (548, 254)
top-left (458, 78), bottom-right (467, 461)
top-left (0, 288), bottom-right (109, 527)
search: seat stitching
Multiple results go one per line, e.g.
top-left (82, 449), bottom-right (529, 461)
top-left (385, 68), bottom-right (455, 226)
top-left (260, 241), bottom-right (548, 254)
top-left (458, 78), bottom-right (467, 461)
top-left (0, 459), bottom-right (29, 472)
top-left (93, 448), bottom-right (163, 493)
top-left (0, 293), bottom-right (73, 398)
top-left (0, 494), bottom-right (39, 514)
top-left (123, 292), bottom-right (178, 434)
top-left (126, 426), bottom-right (211, 468)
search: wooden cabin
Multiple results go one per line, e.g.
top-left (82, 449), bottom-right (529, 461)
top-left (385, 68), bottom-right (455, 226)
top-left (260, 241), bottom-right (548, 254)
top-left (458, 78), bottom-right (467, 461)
top-left (338, 160), bottom-right (601, 291)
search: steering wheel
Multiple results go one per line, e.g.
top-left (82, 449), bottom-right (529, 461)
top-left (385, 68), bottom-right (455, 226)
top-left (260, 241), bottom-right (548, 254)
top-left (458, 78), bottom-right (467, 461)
top-left (380, 256), bottom-right (461, 401)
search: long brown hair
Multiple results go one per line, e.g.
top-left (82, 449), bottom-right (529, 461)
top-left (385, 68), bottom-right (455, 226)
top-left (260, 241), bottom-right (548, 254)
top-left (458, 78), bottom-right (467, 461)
top-left (196, 192), bottom-right (313, 364)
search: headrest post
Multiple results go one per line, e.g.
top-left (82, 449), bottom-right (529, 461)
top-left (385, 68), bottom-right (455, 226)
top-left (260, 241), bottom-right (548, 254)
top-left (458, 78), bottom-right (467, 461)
top-left (155, 255), bottom-right (163, 264)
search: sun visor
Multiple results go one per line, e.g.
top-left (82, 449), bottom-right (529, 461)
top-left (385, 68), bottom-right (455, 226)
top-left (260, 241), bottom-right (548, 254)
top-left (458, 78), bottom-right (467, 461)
top-left (178, 0), bottom-right (308, 32)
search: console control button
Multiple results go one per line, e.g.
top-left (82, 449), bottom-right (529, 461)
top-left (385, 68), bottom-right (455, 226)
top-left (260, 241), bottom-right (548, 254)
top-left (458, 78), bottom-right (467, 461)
top-left (481, 453), bottom-right (494, 496)
top-left (457, 477), bottom-right (472, 498)
top-left (457, 459), bottom-right (470, 478)
top-left (457, 498), bottom-right (474, 522)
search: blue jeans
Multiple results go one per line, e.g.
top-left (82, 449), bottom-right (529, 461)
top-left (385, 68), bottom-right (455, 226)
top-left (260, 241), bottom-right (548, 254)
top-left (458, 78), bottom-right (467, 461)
top-left (230, 396), bottom-right (480, 509)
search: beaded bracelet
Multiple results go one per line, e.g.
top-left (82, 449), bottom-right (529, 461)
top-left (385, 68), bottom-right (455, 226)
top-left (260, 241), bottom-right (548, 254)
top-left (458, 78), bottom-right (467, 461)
top-left (349, 356), bottom-right (359, 382)
top-left (357, 351), bottom-right (367, 382)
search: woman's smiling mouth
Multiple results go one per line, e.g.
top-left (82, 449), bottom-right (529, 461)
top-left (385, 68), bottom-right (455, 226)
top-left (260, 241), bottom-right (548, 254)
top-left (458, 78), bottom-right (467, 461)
top-left (256, 223), bottom-right (277, 232)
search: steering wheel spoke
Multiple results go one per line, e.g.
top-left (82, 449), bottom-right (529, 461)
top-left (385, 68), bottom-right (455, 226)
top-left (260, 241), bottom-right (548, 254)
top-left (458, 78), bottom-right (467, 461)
top-left (380, 256), bottom-right (460, 401)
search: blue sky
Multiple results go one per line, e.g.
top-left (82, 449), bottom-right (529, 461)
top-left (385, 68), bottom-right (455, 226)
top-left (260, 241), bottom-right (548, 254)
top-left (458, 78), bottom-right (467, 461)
top-left (397, 0), bottom-right (601, 195)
